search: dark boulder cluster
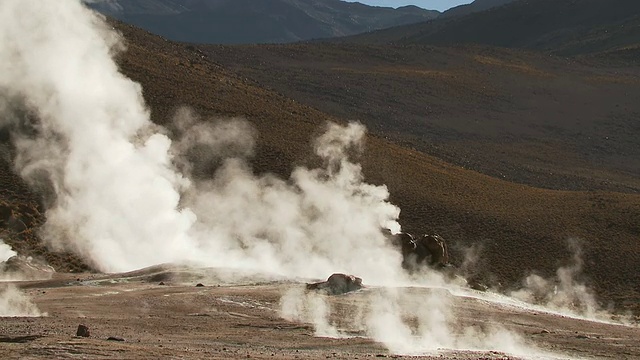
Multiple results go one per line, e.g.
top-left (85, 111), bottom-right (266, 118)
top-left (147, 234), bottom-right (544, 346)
top-left (385, 230), bottom-right (450, 272)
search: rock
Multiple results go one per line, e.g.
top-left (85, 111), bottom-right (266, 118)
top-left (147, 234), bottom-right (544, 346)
top-left (468, 279), bottom-right (489, 292)
top-left (107, 336), bottom-right (125, 342)
top-left (540, 329), bottom-right (550, 334)
top-left (158, 281), bottom-right (165, 286)
top-left (306, 273), bottom-right (363, 295)
top-left (415, 234), bottom-right (449, 267)
top-left (1, 255), bottom-right (55, 280)
top-left (195, 283), bottom-right (204, 287)
top-left (76, 324), bottom-right (90, 337)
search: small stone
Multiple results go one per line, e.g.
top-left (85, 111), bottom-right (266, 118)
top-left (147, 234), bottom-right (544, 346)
top-left (196, 283), bottom-right (205, 287)
top-left (76, 324), bottom-right (90, 337)
top-left (107, 336), bottom-right (125, 342)
top-left (158, 282), bottom-right (165, 285)
top-left (541, 329), bottom-right (550, 334)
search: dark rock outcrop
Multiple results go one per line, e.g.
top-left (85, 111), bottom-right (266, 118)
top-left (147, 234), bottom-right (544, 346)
top-left (306, 273), bottom-right (363, 295)
top-left (414, 234), bottom-right (449, 268)
top-left (0, 255), bottom-right (55, 279)
top-left (76, 324), bottom-right (90, 337)
top-left (385, 229), bottom-right (450, 271)
top-left (384, 230), bottom-right (417, 270)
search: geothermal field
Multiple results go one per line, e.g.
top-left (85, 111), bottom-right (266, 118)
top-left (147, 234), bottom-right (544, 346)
top-left (0, 0), bottom-right (639, 359)
top-left (1, 265), bottom-right (639, 359)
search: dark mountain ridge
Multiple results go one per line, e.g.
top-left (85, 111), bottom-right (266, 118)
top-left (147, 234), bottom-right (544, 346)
top-left (439, 0), bottom-right (517, 18)
top-left (340, 0), bottom-right (640, 55)
top-left (84, 0), bottom-right (439, 44)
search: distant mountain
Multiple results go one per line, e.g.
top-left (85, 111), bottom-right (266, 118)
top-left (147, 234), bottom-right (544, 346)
top-left (439, 0), bottom-right (517, 18)
top-left (84, 0), bottom-right (439, 44)
top-left (339, 0), bottom-right (640, 55)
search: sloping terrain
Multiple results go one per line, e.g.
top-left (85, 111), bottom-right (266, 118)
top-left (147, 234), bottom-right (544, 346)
top-left (84, 0), bottom-right (439, 44)
top-left (203, 42), bottom-right (640, 194)
top-left (0, 21), bottom-right (639, 316)
top-left (340, 0), bottom-right (640, 55)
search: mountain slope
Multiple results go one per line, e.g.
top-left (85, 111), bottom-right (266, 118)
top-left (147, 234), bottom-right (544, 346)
top-left (84, 0), bottom-right (439, 44)
top-left (204, 42), bottom-right (640, 194)
top-left (340, 0), bottom-right (640, 55)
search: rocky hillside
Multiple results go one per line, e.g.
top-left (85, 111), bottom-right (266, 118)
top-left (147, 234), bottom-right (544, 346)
top-left (84, 0), bottom-right (439, 44)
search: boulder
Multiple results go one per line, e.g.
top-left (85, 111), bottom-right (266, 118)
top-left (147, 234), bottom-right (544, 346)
top-left (76, 324), bottom-right (90, 337)
top-left (384, 230), bottom-right (418, 270)
top-left (306, 273), bottom-right (363, 295)
top-left (415, 234), bottom-right (449, 267)
top-left (1, 255), bottom-right (55, 279)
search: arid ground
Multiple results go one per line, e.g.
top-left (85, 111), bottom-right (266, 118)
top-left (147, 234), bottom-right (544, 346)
top-left (1, 266), bottom-right (639, 359)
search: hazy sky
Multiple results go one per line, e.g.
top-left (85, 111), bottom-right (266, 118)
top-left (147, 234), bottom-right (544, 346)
top-left (345, 1), bottom-right (473, 11)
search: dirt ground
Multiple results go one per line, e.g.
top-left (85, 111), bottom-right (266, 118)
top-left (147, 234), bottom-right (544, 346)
top-left (1, 266), bottom-right (639, 360)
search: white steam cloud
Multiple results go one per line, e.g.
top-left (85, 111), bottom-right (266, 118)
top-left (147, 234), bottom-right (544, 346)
top-left (280, 287), bottom-right (346, 338)
top-left (281, 286), bottom-right (555, 358)
top-left (0, 239), bottom-right (16, 262)
top-left (0, 0), bottom-right (403, 282)
top-left (0, 284), bottom-right (44, 317)
top-left (509, 238), bottom-right (605, 320)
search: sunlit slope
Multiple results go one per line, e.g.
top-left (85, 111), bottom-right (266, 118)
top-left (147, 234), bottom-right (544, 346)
top-left (1, 21), bottom-right (638, 312)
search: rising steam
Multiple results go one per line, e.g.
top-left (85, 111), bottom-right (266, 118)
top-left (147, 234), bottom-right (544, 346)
top-left (510, 238), bottom-right (603, 319)
top-left (280, 285), bottom-right (554, 358)
top-left (0, 0), bottom-right (403, 283)
top-left (0, 242), bottom-right (45, 316)
top-left (0, 240), bottom-right (16, 263)
top-left (0, 284), bottom-right (44, 317)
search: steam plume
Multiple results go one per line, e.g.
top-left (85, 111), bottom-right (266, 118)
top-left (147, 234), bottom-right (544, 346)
top-left (0, 284), bottom-right (44, 317)
top-left (282, 286), bottom-right (553, 358)
top-left (0, 240), bottom-right (16, 262)
top-left (0, 0), bottom-right (403, 283)
top-left (510, 238), bottom-right (601, 319)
